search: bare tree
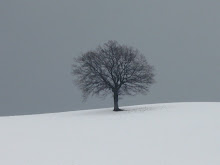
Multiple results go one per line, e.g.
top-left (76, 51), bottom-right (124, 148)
top-left (72, 40), bottom-right (155, 111)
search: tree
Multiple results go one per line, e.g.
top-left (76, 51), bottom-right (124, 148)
top-left (72, 40), bottom-right (155, 111)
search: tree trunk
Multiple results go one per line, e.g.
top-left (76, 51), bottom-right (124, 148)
top-left (113, 91), bottom-right (120, 111)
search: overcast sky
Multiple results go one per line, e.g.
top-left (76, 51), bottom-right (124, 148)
top-left (0, 0), bottom-right (220, 115)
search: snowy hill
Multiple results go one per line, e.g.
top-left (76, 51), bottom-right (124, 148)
top-left (0, 102), bottom-right (220, 165)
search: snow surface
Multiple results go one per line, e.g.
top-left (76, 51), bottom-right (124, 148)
top-left (0, 102), bottom-right (220, 165)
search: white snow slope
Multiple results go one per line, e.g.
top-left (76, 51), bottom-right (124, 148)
top-left (0, 102), bottom-right (220, 165)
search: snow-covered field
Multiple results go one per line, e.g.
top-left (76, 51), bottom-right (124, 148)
top-left (0, 102), bottom-right (220, 165)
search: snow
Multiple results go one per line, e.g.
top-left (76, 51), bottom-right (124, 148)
top-left (0, 102), bottom-right (220, 165)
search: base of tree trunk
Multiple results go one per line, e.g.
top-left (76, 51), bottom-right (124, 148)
top-left (113, 108), bottom-right (123, 112)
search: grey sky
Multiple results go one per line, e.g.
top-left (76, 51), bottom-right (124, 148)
top-left (1, 0), bottom-right (220, 115)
